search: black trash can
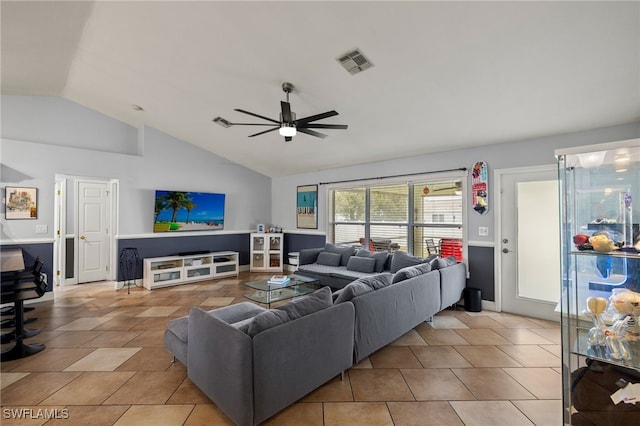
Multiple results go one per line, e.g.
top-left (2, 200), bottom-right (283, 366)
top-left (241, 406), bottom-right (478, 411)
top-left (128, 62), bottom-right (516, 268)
top-left (463, 287), bottom-right (482, 312)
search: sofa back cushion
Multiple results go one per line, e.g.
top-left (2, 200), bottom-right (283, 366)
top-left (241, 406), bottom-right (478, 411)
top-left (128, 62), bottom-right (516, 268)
top-left (429, 256), bottom-right (458, 270)
top-left (390, 251), bottom-right (427, 273)
top-left (324, 243), bottom-right (356, 266)
top-left (246, 287), bottom-right (333, 337)
top-left (346, 256), bottom-right (376, 273)
top-left (333, 273), bottom-right (393, 304)
top-left (356, 249), bottom-right (389, 273)
top-left (317, 251), bottom-right (342, 267)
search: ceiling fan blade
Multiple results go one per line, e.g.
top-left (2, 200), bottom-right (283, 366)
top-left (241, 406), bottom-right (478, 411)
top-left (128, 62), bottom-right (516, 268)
top-left (296, 110), bottom-right (338, 124)
top-left (230, 122), bottom-right (281, 126)
top-left (281, 101), bottom-right (292, 123)
top-left (299, 123), bottom-right (348, 130)
top-left (234, 109), bottom-right (280, 124)
top-left (248, 127), bottom-right (279, 137)
top-left (285, 136), bottom-right (293, 142)
top-left (297, 128), bottom-right (328, 138)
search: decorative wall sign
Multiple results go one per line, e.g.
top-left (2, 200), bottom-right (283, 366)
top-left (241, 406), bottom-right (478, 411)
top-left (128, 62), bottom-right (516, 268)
top-left (471, 161), bottom-right (488, 215)
top-left (297, 185), bottom-right (318, 229)
top-left (5, 186), bottom-right (38, 219)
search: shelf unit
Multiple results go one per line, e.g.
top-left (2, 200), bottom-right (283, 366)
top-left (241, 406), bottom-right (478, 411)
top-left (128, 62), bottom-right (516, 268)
top-left (143, 251), bottom-right (239, 290)
top-left (557, 139), bottom-right (640, 425)
top-left (250, 233), bottom-right (283, 272)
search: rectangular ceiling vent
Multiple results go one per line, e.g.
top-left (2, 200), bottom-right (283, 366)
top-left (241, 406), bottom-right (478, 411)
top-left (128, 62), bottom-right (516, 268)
top-left (337, 49), bottom-right (373, 75)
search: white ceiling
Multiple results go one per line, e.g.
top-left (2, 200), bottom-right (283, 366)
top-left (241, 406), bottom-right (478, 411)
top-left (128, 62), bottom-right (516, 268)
top-left (2, 1), bottom-right (639, 177)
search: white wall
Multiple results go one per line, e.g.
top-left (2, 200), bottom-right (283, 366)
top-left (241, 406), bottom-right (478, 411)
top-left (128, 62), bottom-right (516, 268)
top-left (271, 122), bottom-right (640, 242)
top-left (1, 96), bottom-right (271, 241)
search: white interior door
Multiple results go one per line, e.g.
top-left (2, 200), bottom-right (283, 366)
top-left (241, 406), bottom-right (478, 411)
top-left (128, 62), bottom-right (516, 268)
top-left (78, 180), bottom-right (109, 283)
top-left (498, 166), bottom-right (560, 321)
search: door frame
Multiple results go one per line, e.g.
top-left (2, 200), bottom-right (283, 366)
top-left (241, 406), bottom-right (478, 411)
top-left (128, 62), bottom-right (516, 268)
top-left (494, 164), bottom-right (558, 314)
top-left (53, 175), bottom-right (119, 287)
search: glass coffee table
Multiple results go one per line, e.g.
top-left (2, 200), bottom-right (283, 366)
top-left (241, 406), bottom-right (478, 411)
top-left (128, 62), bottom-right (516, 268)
top-left (244, 274), bottom-right (321, 308)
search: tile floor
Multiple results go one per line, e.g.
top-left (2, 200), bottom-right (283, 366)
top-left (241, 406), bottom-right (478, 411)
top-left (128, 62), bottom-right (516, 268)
top-left (1, 273), bottom-right (562, 425)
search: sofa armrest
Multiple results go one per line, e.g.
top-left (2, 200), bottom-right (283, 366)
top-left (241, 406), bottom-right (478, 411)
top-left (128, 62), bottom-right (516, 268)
top-left (299, 247), bottom-right (323, 265)
top-left (439, 262), bottom-right (467, 310)
top-left (188, 306), bottom-right (254, 426)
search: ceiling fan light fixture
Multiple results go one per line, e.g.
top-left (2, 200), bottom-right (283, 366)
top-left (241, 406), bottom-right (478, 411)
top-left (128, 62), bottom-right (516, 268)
top-left (279, 124), bottom-right (296, 137)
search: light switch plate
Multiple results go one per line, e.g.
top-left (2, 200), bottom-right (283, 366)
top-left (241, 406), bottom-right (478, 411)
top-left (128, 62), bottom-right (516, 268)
top-left (478, 226), bottom-right (489, 236)
top-left (35, 224), bottom-right (48, 234)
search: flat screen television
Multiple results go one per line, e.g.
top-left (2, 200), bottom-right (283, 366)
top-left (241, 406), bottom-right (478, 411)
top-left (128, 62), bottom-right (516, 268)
top-left (154, 190), bottom-right (225, 232)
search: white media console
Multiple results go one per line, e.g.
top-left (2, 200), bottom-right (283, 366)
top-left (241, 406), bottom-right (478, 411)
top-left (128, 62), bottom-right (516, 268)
top-left (142, 251), bottom-right (239, 290)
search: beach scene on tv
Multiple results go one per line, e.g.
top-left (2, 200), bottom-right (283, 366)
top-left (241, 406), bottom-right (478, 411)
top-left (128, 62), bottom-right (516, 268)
top-left (154, 191), bottom-right (225, 232)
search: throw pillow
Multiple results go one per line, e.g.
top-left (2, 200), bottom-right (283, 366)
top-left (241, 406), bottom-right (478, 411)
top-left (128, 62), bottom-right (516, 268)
top-left (246, 309), bottom-right (289, 337)
top-left (356, 249), bottom-right (389, 273)
top-left (346, 256), bottom-right (376, 273)
top-left (316, 251), bottom-right (342, 267)
top-left (324, 243), bottom-right (356, 266)
top-left (390, 250), bottom-right (425, 273)
top-left (333, 280), bottom-right (374, 304)
top-left (359, 272), bottom-right (393, 290)
top-left (392, 265), bottom-right (422, 283)
top-left (429, 256), bottom-right (458, 270)
top-left (276, 286), bottom-right (332, 320)
top-left (414, 262), bottom-right (432, 274)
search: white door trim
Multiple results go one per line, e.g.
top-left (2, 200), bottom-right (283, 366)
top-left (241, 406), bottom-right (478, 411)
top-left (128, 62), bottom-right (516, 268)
top-left (494, 164), bottom-right (557, 313)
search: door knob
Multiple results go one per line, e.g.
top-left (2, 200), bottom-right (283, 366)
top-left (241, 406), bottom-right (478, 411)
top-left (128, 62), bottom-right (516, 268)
top-left (80, 235), bottom-right (86, 240)
top-left (503, 239), bottom-right (509, 244)
top-left (502, 248), bottom-right (510, 253)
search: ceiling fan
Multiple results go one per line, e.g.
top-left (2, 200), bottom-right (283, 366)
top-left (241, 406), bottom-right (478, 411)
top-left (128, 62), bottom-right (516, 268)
top-left (213, 82), bottom-right (348, 142)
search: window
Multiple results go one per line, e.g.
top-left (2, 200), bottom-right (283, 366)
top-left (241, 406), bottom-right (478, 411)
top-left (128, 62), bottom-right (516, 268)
top-left (329, 174), bottom-right (465, 260)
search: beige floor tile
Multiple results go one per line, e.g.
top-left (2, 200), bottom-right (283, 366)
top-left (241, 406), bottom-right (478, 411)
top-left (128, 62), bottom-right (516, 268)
top-left (136, 306), bottom-right (181, 317)
top-left (415, 326), bottom-right (470, 346)
top-left (63, 347), bottom-right (141, 371)
top-left (411, 346), bottom-right (472, 369)
top-left (493, 328), bottom-right (555, 344)
top-left (503, 367), bottom-right (562, 399)
top-left (529, 328), bottom-right (562, 344)
top-left (512, 399), bottom-right (563, 426)
top-left (454, 328), bottom-right (512, 345)
top-left (102, 306), bottom-right (149, 317)
top-left (184, 404), bottom-right (234, 426)
top-left (262, 402), bottom-right (324, 426)
top-left (41, 331), bottom-right (104, 348)
top-left (349, 369), bottom-right (414, 401)
top-left (0, 372), bottom-right (30, 389)
top-left (400, 368), bottom-right (475, 401)
top-left (0, 372), bottom-right (81, 405)
top-left (452, 368), bottom-right (535, 400)
top-left (104, 370), bottom-right (186, 404)
top-left (526, 317), bottom-right (561, 329)
top-left (498, 345), bottom-right (560, 367)
top-left (324, 402), bottom-right (394, 426)
top-left (92, 316), bottom-right (147, 330)
top-left (456, 315), bottom-right (506, 329)
top-left (54, 317), bottom-right (112, 331)
top-left (114, 405), bottom-right (193, 426)
top-left (201, 297), bottom-right (235, 306)
top-left (388, 401), bottom-right (464, 426)
top-left (302, 372), bottom-right (354, 402)
top-left (40, 371), bottom-right (136, 405)
top-left (390, 329), bottom-right (428, 346)
top-left (130, 317), bottom-right (172, 331)
top-left (369, 346), bottom-right (423, 369)
top-left (450, 401), bottom-right (534, 426)
top-left (540, 344), bottom-right (562, 358)
top-left (428, 316), bottom-right (470, 329)
top-left (8, 348), bottom-right (94, 372)
top-left (490, 314), bottom-right (542, 328)
top-left (454, 345), bottom-right (522, 367)
top-left (80, 330), bottom-right (142, 347)
top-left (46, 405), bottom-right (130, 425)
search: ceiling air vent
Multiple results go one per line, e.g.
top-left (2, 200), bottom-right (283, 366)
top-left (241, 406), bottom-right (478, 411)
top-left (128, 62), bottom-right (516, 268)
top-left (337, 49), bottom-right (373, 75)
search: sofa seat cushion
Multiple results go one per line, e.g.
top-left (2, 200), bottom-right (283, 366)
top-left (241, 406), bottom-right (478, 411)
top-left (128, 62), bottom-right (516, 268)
top-left (166, 316), bottom-right (189, 343)
top-left (330, 268), bottom-right (377, 281)
top-left (298, 263), bottom-right (346, 276)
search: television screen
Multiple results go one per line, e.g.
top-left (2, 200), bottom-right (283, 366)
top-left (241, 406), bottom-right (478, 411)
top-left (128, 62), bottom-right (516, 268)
top-left (154, 190), bottom-right (225, 232)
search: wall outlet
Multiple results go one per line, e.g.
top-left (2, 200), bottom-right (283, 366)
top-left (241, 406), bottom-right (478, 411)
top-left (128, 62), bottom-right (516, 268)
top-left (478, 226), bottom-right (489, 236)
top-left (35, 224), bottom-right (48, 234)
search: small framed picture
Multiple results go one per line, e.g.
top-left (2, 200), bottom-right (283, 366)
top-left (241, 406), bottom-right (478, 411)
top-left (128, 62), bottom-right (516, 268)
top-left (5, 187), bottom-right (38, 219)
top-left (297, 185), bottom-right (318, 229)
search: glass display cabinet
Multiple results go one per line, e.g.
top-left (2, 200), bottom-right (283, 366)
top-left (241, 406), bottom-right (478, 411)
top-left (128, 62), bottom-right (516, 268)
top-left (556, 139), bottom-right (640, 425)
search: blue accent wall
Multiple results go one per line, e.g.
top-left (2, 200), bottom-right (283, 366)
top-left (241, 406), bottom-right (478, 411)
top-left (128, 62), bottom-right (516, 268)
top-left (282, 233), bottom-right (326, 265)
top-left (1, 243), bottom-right (54, 292)
top-left (467, 245), bottom-right (495, 301)
top-left (116, 233), bottom-right (250, 281)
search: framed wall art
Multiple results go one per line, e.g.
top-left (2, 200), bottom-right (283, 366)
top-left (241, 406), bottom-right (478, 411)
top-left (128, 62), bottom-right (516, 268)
top-left (5, 186), bottom-right (38, 219)
top-left (296, 184), bottom-right (318, 229)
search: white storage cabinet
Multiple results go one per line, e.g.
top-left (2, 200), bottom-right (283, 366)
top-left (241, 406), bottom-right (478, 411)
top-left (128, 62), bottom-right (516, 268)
top-left (250, 233), bottom-right (283, 272)
top-left (143, 251), bottom-right (239, 290)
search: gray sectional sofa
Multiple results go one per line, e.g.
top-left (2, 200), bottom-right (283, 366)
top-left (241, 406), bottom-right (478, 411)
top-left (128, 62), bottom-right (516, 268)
top-left (163, 245), bottom-right (467, 425)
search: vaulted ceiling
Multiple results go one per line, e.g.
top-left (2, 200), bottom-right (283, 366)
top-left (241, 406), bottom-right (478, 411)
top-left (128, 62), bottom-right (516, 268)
top-left (2, 1), bottom-right (639, 177)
